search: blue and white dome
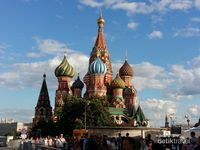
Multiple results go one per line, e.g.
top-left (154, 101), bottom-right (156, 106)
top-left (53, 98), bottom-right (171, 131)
top-left (89, 57), bottom-right (107, 75)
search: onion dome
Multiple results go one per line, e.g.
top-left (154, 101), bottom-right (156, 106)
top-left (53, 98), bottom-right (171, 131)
top-left (111, 73), bottom-right (125, 89)
top-left (119, 60), bottom-right (133, 76)
top-left (55, 55), bottom-right (75, 78)
top-left (89, 57), bottom-right (107, 75)
top-left (71, 75), bottom-right (84, 89)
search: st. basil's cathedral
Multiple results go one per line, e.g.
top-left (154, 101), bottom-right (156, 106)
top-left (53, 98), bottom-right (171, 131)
top-left (32, 15), bottom-right (148, 127)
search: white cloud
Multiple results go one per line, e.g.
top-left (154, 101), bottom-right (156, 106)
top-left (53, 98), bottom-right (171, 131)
top-left (133, 62), bottom-right (172, 91)
top-left (142, 98), bottom-right (176, 113)
top-left (35, 37), bottom-right (70, 54)
top-left (79, 0), bottom-right (197, 15)
top-left (0, 108), bottom-right (34, 123)
top-left (0, 43), bottom-right (10, 54)
top-left (0, 52), bottom-right (89, 90)
top-left (141, 98), bottom-right (177, 127)
top-left (188, 105), bottom-right (200, 116)
top-left (148, 30), bottom-right (163, 39)
top-left (174, 27), bottom-right (200, 37)
top-left (27, 37), bottom-right (74, 58)
top-left (79, 0), bottom-right (104, 7)
top-left (166, 57), bottom-right (200, 99)
top-left (191, 17), bottom-right (200, 22)
top-left (26, 52), bottom-right (43, 58)
top-left (127, 22), bottom-right (138, 30)
top-left (195, 0), bottom-right (200, 9)
top-left (112, 2), bottom-right (153, 14)
top-left (169, 0), bottom-right (193, 10)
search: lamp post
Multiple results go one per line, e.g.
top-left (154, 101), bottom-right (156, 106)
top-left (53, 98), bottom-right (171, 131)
top-left (84, 104), bottom-right (86, 130)
top-left (84, 101), bottom-right (90, 130)
top-left (169, 113), bottom-right (175, 127)
top-left (185, 115), bottom-right (190, 129)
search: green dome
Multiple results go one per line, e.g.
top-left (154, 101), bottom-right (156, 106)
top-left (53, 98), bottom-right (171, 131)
top-left (71, 75), bottom-right (84, 89)
top-left (55, 55), bottom-right (75, 78)
top-left (111, 73), bottom-right (125, 89)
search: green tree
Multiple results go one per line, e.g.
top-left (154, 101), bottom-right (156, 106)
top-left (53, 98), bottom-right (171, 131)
top-left (57, 96), bottom-right (114, 135)
top-left (30, 120), bottom-right (56, 137)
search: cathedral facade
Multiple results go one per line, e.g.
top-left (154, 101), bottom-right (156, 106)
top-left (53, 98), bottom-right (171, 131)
top-left (33, 16), bottom-right (148, 127)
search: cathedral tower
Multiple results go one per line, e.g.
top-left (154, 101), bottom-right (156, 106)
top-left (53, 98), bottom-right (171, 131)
top-left (84, 15), bottom-right (113, 97)
top-left (119, 59), bottom-right (137, 113)
top-left (71, 74), bottom-right (84, 97)
top-left (32, 74), bottom-right (53, 126)
top-left (111, 73), bottom-right (126, 108)
top-left (119, 59), bottom-right (133, 88)
top-left (54, 55), bottom-right (75, 113)
top-left (87, 57), bottom-right (107, 97)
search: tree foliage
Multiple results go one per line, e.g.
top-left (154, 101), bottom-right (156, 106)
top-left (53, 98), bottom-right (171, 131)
top-left (31, 96), bottom-right (114, 136)
top-left (30, 121), bottom-right (57, 137)
top-left (57, 96), bottom-right (114, 135)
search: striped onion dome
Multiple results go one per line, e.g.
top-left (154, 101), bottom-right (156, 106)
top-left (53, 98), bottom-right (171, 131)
top-left (88, 57), bottom-right (107, 75)
top-left (119, 60), bottom-right (133, 77)
top-left (111, 73), bottom-right (125, 89)
top-left (55, 55), bottom-right (75, 78)
top-left (71, 75), bottom-right (84, 89)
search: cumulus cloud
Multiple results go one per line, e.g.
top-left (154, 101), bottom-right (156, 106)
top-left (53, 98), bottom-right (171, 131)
top-left (174, 27), bottom-right (200, 37)
top-left (195, 0), bottom-right (200, 9)
top-left (112, 2), bottom-right (153, 14)
top-left (133, 62), bottom-right (172, 91)
top-left (0, 108), bottom-right (34, 123)
top-left (141, 98), bottom-right (177, 127)
top-left (127, 22), bottom-right (138, 30)
top-left (0, 43), bottom-right (10, 54)
top-left (0, 52), bottom-right (89, 90)
top-left (188, 105), bottom-right (200, 116)
top-left (79, 0), bottom-right (197, 15)
top-left (166, 56), bottom-right (200, 99)
top-left (191, 17), bottom-right (200, 22)
top-left (79, 0), bottom-right (104, 7)
top-left (35, 37), bottom-right (71, 54)
top-left (169, 0), bottom-right (193, 10)
top-left (26, 52), bottom-right (43, 58)
top-left (142, 98), bottom-right (176, 114)
top-left (148, 30), bottom-right (163, 39)
top-left (27, 37), bottom-right (74, 58)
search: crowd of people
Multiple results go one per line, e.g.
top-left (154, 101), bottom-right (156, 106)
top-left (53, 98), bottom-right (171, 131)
top-left (20, 131), bottom-right (200, 150)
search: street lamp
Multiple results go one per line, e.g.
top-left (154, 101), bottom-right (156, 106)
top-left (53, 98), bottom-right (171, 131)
top-left (185, 115), bottom-right (190, 129)
top-left (84, 101), bottom-right (90, 130)
top-left (169, 113), bottom-right (175, 127)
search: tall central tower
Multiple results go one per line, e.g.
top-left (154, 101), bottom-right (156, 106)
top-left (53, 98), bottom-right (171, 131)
top-left (84, 15), bottom-right (113, 97)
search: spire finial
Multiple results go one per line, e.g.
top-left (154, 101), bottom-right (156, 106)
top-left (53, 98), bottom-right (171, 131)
top-left (43, 73), bottom-right (46, 79)
top-left (100, 8), bottom-right (103, 17)
top-left (125, 50), bottom-right (128, 60)
top-left (97, 10), bottom-right (105, 27)
top-left (63, 46), bottom-right (67, 56)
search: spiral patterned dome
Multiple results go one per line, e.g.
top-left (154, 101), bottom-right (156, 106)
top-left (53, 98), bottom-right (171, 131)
top-left (71, 75), bottom-right (84, 89)
top-left (111, 73), bottom-right (125, 89)
top-left (89, 57), bottom-right (107, 75)
top-left (119, 60), bottom-right (133, 76)
top-left (55, 55), bottom-right (75, 78)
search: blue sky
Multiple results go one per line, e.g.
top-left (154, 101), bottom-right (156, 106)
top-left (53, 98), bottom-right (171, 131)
top-left (0, 0), bottom-right (200, 127)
